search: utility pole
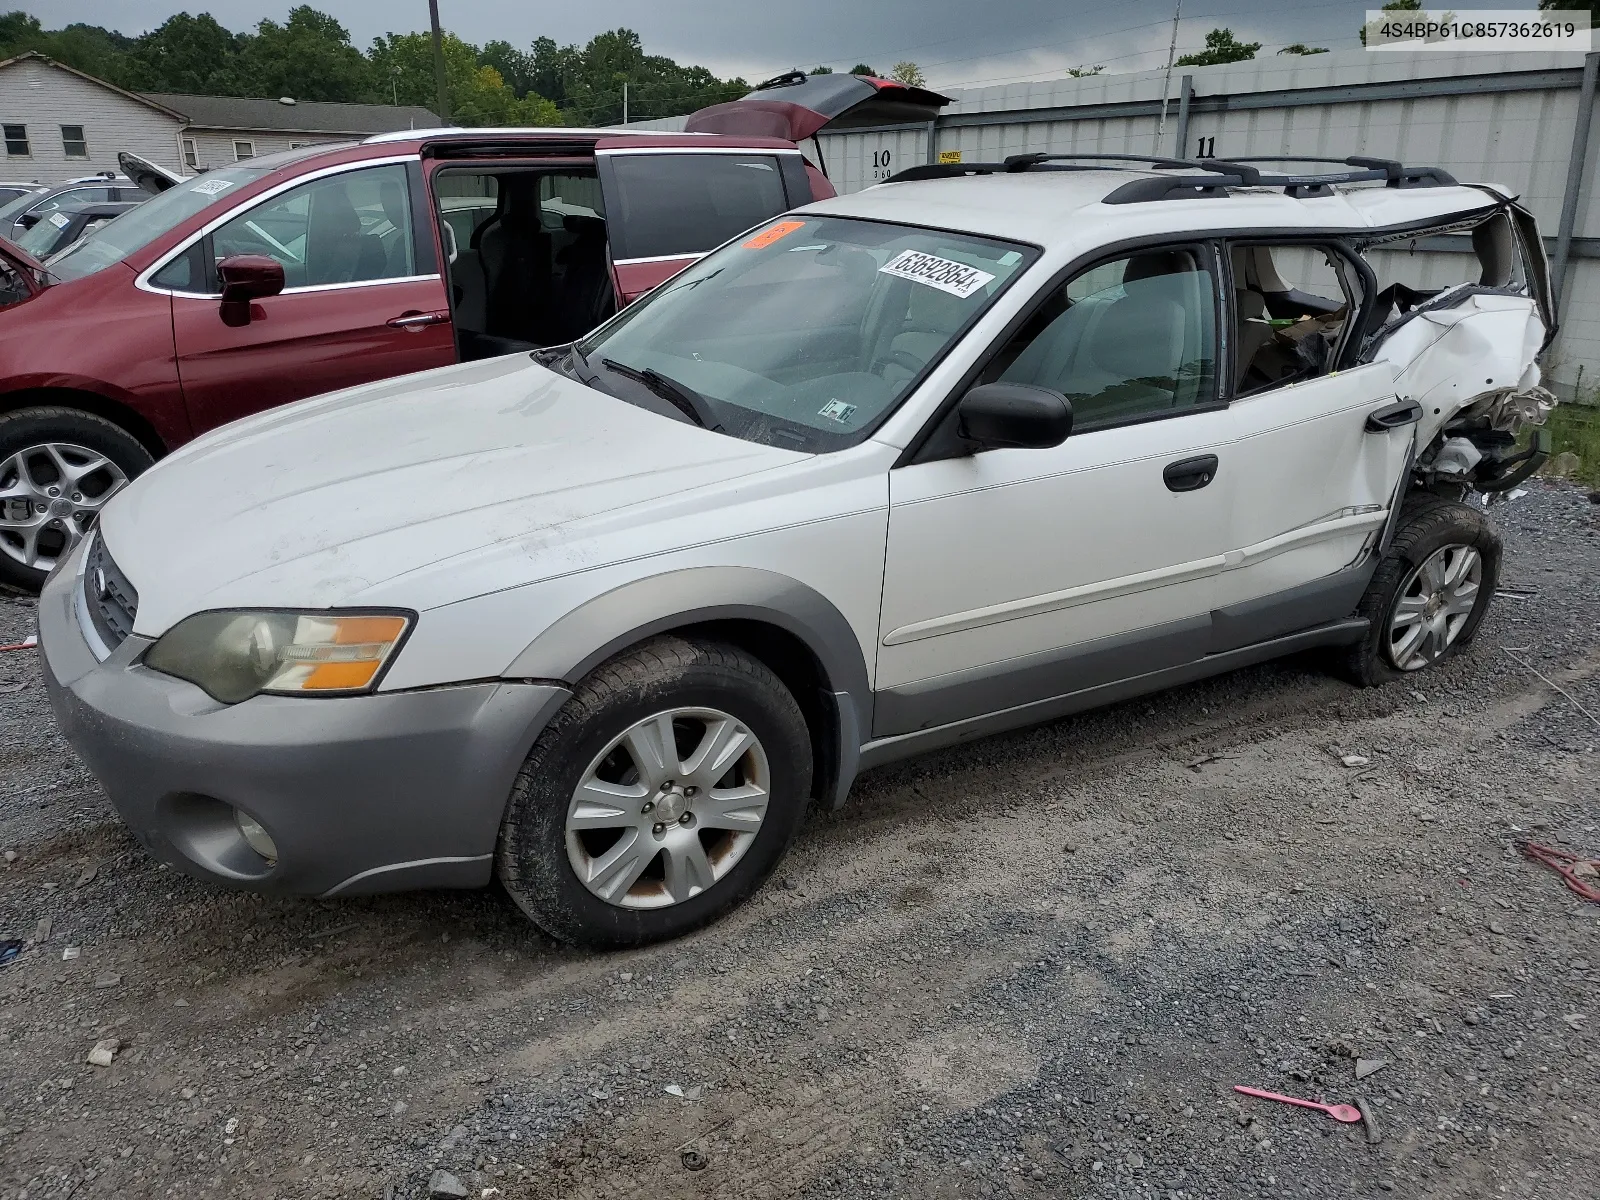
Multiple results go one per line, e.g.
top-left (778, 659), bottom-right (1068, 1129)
top-left (428, 0), bottom-right (450, 125)
top-left (1155, 0), bottom-right (1182, 153)
top-left (622, 81), bottom-right (629, 125)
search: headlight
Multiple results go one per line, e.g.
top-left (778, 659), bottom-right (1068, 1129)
top-left (144, 610), bottom-right (413, 703)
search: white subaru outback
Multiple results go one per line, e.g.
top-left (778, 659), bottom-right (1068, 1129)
top-left (40, 154), bottom-right (1557, 947)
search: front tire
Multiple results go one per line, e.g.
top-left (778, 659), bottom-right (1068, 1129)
top-left (495, 636), bottom-right (813, 948)
top-left (1341, 494), bottom-right (1501, 687)
top-left (0, 407), bottom-right (153, 592)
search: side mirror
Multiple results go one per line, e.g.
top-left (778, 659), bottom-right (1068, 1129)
top-left (956, 382), bottom-right (1073, 451)
top-left (217, 254), bottom-right (285, 327)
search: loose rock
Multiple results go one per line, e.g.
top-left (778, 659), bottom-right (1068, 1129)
top-left (86, 1037), bottom-right (119, 1067)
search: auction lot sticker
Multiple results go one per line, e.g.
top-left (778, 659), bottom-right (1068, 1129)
top-left (743, 219), bottom-right (806, 249)
top-left (878, 249), bottom-right (995, 298)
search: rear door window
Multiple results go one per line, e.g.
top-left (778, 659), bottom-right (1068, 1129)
top-left (601, 152), bottom-right (790, 261)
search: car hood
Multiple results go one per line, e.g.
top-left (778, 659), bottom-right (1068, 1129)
top-left (100, 356), bottom-right (809, 635)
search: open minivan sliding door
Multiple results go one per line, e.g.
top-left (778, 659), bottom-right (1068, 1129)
top-left (594, 139), bottom-right (806, 302)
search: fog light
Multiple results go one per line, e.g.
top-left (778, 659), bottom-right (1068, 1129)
top-left (234, 810), bottom-right (278, 864)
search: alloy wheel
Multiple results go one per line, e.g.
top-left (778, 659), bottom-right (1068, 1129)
top-left (1386, 543), bottom-right (1482, 671)
top-left (0, 441), bottom-right (129, 572)
top-left (564, 707), bottom-right (771, 909)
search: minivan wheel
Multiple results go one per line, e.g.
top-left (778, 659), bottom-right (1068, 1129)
top-left (496, 636), bottom-right (813, 947)
top-left (0, 407), bottom-right (154, 592)
top-left (1341, 495), bottom-right (1501, 687)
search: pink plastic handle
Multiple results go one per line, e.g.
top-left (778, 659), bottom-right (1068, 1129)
top-left (1233, 1085), bottom-right (1362, 1123)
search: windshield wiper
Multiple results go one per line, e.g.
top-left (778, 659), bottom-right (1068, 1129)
top-left (599, 358), bottom-right (723, 431)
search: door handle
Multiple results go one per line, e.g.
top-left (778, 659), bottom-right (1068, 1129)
top-left (1163, 454), bottom-right (1219, 492)
top-left (1365, 397), bottom-right (1423, 432)
top-left (387, 310), bottom-right (451, 330)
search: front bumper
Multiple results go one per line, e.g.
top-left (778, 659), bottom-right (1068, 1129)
top-left (38, 545), bottom-right (570, 897)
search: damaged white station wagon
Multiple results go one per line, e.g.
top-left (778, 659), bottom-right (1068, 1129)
top-left (40, 154), bottom-right (1557, 946)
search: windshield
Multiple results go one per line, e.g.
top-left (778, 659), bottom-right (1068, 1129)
top-left (45, 165), bottom-right (265, 283)
top-left (16, 207), bottom-right (79, 256)
top-left (576, 215), bottom-right (1036, 451)
top-left (0, 188), bottom-right (44, 225)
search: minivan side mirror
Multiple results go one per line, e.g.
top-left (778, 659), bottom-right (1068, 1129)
top-left (217, 254), bottom-right (285, 327)
top-left (956, 382), bottom-right (1073, 451)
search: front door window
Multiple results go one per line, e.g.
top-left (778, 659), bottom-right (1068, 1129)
top-left (210, 164), bottom-right (416, 289)
top-left (991, 246), bottom-right (1219, 429)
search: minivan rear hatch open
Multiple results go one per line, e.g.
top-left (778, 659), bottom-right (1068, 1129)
top-left (117, 152), bottom-right (186, 195)
top-left (685, 70), bottom-right (951, 142)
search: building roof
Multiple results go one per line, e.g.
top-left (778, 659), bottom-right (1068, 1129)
top-left (140, 93), bottom-right (440, 135)
top-left (0, 51), bottom-right (186, 119)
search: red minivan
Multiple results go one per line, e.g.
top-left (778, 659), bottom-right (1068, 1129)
top-left (0, 73), bottom-right (947, 590)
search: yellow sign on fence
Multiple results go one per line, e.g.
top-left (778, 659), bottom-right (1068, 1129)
top-left (938, 149), bottom-right (962, 164)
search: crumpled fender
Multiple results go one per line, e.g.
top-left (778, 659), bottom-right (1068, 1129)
top-left (1368, 292), bottom-right (1546, 446)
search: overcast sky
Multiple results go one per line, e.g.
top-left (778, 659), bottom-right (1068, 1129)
top-left (39, 1), bottom-right (1540, 91)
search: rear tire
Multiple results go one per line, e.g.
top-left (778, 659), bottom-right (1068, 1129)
top-left (495, 636), bottom-right (813, 948)
top-left (0, 407), bottom-right (153, 592)
top-left (1340, 494), bottom-right (1500, 687)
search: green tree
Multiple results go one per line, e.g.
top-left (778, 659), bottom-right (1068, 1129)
top-left (557, 28), bottom-right (745, 125)
top-left (527, 35), bottom-right (579, 108)
top-left (1174, 28), bottom-right (1261, 67)
top-left (122, 12), bottom-right (244, 93)
top-left (1538, 0), bottom-right (1600, 21)
top-left (809, 65), bottom-right (834, 74)
top-left (480, 38), bottom-right (534, 98)
top-left (1361, 0), bottom-right (1423, 44)
top-left (234, 7), bottom-right (370, 102)
top-left (1066, 64), bottom-right (1105, 77)
top-left (368, 30), bottom-right (558, 125)
top-left (1279, 44), bottom-right (1329, 55)
top-left (890, 60), bottom-right (926, 86)
top-left (849, 63), bottom-right (877, 76)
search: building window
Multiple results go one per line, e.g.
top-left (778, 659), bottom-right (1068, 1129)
top-left (2, 124), bottom-right (28, 157)
top-left (182, 137), bottom-right (197, 169)
top-left (233, 140), bottom-right (255, 161)
top-left (60, 124), bottom-right (87, 158)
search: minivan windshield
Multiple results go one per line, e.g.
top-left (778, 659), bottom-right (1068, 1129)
top-left (575, 215), bottom-right (1036, 451)
top-left (45, 165), bottom-right (267, 283)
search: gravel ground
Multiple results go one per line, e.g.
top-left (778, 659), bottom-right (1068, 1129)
top-left (1, 480), bottom-right (1597, 1200)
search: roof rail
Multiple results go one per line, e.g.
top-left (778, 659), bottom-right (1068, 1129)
top-left (883, 162), bottom-right (1004, 183)
top-left (881, 151), bottom-right (1458, 200)
top-left (1208, 155), bottom-right (1458, 189)
top-left (1001, 152), bottom-right (1196, 171)
top-left (882, 153), bottom-right (1191, 185)
top-left (1102, 174), bottom-right (1242, 204)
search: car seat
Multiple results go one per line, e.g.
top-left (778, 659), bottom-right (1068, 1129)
top-left (378, 179), bottom-right (413, 277)
top-left (1002, 251), bottom-right (1209, 423)
top-left (474, 177), bottom-right (552, 342)
top-left (304, 184), bottom-right (365, 285)
top-left (551, 215), bottom-right (614, 343)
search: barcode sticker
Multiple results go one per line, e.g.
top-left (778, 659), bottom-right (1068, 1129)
top-left (878, 249), bottom-right (995, 298)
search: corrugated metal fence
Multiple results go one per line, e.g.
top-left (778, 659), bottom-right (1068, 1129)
top-left (634, 48), bottom-right (1600, 394)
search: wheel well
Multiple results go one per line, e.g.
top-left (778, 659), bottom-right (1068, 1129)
top-left (669, 618), bottom-right (839, 805)
top-left (0, 388), bottom-right (169, 459)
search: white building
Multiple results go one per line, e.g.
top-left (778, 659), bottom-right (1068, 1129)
top-left (0, 51), bottom-right (437, 182)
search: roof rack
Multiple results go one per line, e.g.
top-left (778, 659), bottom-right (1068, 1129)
top-left (1000, 152), bottom-right (1197, 171)
top-left (1103, 174), bottom-right (1243, 204)
top-left (1197, 155), bottom-right (1458, 191)
top-left (880, 151), bottom-right (1457, 200)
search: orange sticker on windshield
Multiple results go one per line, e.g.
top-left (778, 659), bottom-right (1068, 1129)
top-left (742, 219), bottom-right (806, 249)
